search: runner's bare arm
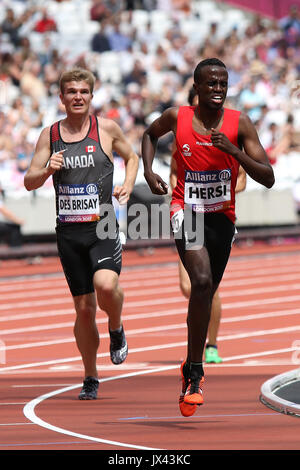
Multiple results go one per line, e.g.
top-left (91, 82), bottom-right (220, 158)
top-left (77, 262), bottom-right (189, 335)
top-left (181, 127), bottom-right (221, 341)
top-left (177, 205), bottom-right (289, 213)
top-left (235, 166), bottom-right (247, 194)
top-left (142, 107), bottom-right (178, 195)
top-left (211, 113), bottom-right (274, 188)
top-left (169, 154), bottom-right (178, 192)
top-left (105, 120), bottom-right (139, 204)
top-left (24, 128), bottom-right (65, 191)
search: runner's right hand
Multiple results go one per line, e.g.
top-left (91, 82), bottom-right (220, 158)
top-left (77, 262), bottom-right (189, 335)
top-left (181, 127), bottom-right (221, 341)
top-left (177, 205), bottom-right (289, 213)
top-left (48, 150), bottom-right (66, 174)
top-left (144, 171), bottom-right (168, 195)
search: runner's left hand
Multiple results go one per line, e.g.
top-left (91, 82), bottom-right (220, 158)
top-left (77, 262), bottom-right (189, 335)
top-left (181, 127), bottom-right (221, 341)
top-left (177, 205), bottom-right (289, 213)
top-left (211, 128), bottom-right (235, 154)
top-left (113, 185), bottom-right (129, 205)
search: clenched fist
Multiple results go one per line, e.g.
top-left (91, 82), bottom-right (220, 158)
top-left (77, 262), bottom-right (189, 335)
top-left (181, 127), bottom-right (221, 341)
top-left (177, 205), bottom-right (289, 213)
top-left (48, 149), bottom-right (66, 174)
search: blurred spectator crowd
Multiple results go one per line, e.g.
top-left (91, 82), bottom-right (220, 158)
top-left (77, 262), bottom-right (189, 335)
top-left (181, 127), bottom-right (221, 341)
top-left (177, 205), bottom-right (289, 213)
top-left (1, 0), bottom-right (300, 203)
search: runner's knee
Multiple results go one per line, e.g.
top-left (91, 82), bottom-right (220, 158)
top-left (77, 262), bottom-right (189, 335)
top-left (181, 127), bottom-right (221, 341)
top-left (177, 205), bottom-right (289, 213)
top-left (190, 272), bottom-right (212, 294)
top-left (75, 303), bottom-right (96, 322)
top-left (97, 281), bottom-right (117, 299)
top-left (94, 275), bottom-right (120, 301)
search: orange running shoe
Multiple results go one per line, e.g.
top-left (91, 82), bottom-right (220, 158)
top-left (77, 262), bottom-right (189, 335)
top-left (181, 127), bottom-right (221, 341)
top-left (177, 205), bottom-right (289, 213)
top-left (179, 361), bottom-right (197, 417)
top-left (183, 375), bottom-right (205, 406)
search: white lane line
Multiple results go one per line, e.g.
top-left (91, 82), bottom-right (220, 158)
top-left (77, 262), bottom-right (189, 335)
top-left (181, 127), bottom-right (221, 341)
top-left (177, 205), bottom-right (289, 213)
top-left (221, 307), bottom-right (300, 323)
top-left (1, 252), bottom-right (299, 290)
top-left (2, 289), bottom-right (300, 335)
top-left (0, 292), bottom-right (299, 330)
top-left (0, 304), bottom-right (298, 367)
top-left (1, 317), bottom-right (300, 354)
top-left (218, 325), bottom-right (300, 342)
top-left (0, 297), bottom-right (73, 311)
top-left (0, 278), bottom-right (179, 300)
top-left (0, 422), bottom-right (34, 426)
top-left (0, 294), bottom-right (188, 315)
top-left (0, 308), bottom-right (76, 323)
top-left (0, 402), bottom-right (27, 405)
top-left (2, 278), bottom-right (300, 304)
top-left (1, 258), bottom-right (300, 293)
top-left (2, 289), bottom-right (300, 316)
top-left (118, 412), bottom-right (277, 421)
top-left (0, 310), bottom-right (182, 336)
top-left (2, 262), bottom-right (300, 297)
top-left (2, 261), bottom-right (300, 309)
top-left (12, 384), bottom-right (74, 388)
top-left (0, 341), bottom-right (187, 373)
top-left (220, 347), bottom-right (297, 363)
top-left (224, 264), bottom-right (300, 279)
top-left (0, 316), bottom-right (300, 351)
top-left (221, 272), bottom-right (300, 287)
top-left (1, 324), bottom-right (300, 373)
top-left (1, 308), bottom-right (300, 352)
top-left (0, 288), bottom-right (69, 301)
top-left (221, 282), bottom-right (300, 298)
top-left (1, 298), bottom-right (300, 344)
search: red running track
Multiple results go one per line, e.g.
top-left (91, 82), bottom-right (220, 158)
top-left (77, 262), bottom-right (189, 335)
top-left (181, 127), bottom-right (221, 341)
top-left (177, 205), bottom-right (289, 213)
top-left (0, 242), bottom-right (300, 451)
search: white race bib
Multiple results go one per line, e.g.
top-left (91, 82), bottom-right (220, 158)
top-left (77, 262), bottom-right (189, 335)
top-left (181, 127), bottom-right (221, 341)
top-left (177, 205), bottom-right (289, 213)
top-left (58, 183), bottom-right (99, 222)
top-left (184, 169), bottom-right (231, 213)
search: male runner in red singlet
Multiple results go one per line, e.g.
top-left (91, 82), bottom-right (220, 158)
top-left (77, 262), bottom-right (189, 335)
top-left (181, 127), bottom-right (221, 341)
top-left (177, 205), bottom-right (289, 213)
top-left (170, 86), bottom-right (247, 365)
top-left (142, 58), bottom-right (274, 417)
top-left (24, 68), bottom-right (139, 400)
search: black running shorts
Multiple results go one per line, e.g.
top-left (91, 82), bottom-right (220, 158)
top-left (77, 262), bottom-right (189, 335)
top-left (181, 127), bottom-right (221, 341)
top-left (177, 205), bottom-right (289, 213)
top-left (56, 221), bottom-right (122, 297)
top-left (173, 211), bottom-right (235, 287)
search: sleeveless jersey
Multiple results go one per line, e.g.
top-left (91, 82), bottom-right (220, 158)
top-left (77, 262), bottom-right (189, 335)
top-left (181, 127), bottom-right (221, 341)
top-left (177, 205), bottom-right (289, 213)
top-left (50, 115), bottom-right (113, 224)
top-left (172, 106), bottom-right (240, 224)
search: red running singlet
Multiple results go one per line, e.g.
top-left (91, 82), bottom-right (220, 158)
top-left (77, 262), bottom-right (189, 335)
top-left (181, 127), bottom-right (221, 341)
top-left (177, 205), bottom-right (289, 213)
top-left (171, 106), bottom-right (240, 224)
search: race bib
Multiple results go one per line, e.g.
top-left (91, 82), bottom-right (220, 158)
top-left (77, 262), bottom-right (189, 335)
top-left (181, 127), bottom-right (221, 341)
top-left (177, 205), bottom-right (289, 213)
top-left (58, 183), bottom-right (99, 222)
top-left (184, 169), bottom-right (231, 213)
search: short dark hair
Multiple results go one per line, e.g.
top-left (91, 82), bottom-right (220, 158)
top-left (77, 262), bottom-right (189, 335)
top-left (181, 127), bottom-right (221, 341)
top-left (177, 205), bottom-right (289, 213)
top-left (194, 58), bottom-right (227, 83)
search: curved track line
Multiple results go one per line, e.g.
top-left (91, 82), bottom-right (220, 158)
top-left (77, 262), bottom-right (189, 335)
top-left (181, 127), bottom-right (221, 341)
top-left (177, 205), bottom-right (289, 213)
top-left (23, 349), bottom-right (300, 449)
top-left (23, 366), bottom-right (178, 450)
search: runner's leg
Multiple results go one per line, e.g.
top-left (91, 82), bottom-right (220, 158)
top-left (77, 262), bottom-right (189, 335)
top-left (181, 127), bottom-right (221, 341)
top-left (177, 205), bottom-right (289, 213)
top-left (93, 269), bottom-right (124, 331)
top-left (207, 288), bottom-right (222, 346)
top-left (184, 247), bottom-right (213, 366)
top-left (73, 292), bottom-right (99, 378)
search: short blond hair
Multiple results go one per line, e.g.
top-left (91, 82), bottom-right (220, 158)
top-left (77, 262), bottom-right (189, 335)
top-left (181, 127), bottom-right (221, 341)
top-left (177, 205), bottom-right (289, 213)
top-left (59, 67), bottom-right (96, 94)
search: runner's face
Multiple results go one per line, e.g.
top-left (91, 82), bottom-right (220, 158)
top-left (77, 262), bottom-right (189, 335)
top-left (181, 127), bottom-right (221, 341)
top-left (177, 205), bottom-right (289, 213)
top-left (194, 66), bottom-right (228, 110)
top-left (60, 81), bottom-right (93, 115)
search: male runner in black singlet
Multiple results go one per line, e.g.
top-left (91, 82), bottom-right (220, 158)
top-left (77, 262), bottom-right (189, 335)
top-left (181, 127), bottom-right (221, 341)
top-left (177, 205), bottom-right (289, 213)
top-left (24, 68), bottom-right (139, 400)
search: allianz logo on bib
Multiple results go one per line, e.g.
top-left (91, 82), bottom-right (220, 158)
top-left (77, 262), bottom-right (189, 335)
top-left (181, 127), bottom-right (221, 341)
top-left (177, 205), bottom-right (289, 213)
top-left (58, 183), bottom-right (98, 195)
